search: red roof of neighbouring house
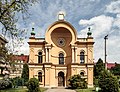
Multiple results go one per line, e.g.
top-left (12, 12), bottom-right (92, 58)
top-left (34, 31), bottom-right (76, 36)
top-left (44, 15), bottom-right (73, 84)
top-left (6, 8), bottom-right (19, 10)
top-left (107, 63), bottom-right (116, 69)
top-left (94, 62), bottom-right (116, 69)
top-left (12, 55), bottom-right (29, 63)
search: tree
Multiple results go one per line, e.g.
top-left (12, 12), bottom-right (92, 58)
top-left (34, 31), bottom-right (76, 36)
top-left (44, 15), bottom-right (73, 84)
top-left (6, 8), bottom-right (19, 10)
top-left (0, 0), bottom-right (38, 52)
top-left (111, 63), bottom-right (120, 76)
top-left (98, 70), bottom-right (119, 92)
top-left (0, 78), bottom-right (12, 90)
top-left (68, 74), bottom-right (87, 89)
top-left (0, 0), bottom-right (38, 35)
top-left (21, 63), bottom-right (29, 83)
top-left (27, 78), bottom-right (40, 92)
top-left (94, 58), bottom-right (104, 79)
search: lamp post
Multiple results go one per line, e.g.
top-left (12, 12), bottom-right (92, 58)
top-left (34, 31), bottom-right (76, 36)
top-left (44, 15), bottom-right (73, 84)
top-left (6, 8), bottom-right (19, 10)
top-left (104, 35), bottom-right (108, 70)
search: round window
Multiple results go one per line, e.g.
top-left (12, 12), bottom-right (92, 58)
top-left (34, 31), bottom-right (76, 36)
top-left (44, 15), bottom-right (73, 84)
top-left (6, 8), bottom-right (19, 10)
top-left (57, 38), bottom-right (66, 47)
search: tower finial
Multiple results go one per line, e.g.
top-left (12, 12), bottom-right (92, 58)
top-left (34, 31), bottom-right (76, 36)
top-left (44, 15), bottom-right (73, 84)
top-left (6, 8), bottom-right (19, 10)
top-left (31, 27), bottom-right (35, 37)
top-left (58, 11), bottom-right (66, 20)
top-left (87, 27), bottom-right (92, 37)
top-left (88, 27), bottom-right (90, 31)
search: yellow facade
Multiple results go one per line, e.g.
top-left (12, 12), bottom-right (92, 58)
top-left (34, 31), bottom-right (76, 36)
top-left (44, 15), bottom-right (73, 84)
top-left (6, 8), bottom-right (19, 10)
top-left (28, 15), bottom-right (94, 88)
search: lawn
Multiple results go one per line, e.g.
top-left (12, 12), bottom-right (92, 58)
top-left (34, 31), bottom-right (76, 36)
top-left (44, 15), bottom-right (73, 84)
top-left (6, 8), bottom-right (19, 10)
top-left (0, 88), bottom-right (28, 92)
top-left (0, 87), bottom-right (47, 92)
top-left (76, 88), bottom-right (120, 92)
top-left (76, 88), bottom-right (95, 92)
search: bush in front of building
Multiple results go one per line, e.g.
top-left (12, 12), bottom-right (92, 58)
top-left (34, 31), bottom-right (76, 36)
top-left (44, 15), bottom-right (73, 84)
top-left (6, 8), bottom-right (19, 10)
top-left (10, 77), bottom-right (24, 88)
top-left (98, 70), bottom-right (119, 92)
top-left (68, 74), bottom-right (87, 89)
top-left (0, 79), bottom-right (12, 90)
top-left (27, 78), bottom-right (40, 92)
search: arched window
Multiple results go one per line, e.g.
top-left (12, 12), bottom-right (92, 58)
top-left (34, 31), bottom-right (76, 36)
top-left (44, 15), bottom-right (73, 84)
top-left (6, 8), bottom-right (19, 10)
top-left (80, 72), bottom-right (84, 77)
top-left (38, 52), bottom-right (42, 63)
top-left (38, 72), bottom-right (42, 82)
top-left (80, 51), bottom-right (85, 63)
top-left (59, 53), bottom-right (64, 64)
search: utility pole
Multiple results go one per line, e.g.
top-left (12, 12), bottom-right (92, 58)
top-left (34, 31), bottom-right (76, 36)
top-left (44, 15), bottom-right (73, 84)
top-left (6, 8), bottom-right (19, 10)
top-left (104, 35), bottom-right (108, 70)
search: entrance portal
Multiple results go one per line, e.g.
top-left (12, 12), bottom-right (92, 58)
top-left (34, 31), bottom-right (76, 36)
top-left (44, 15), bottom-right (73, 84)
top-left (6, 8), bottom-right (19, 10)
top-left (58, 71), bottom-right (64, 86)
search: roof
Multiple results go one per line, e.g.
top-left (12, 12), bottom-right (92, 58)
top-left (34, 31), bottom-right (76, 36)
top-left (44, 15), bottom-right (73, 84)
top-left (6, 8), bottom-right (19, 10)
top-left (107, 63), bottom-right (116, 69)
top-left (12, 55), bottom-right (29, 63)
top-left (94, 62), bottom-right (116, 69)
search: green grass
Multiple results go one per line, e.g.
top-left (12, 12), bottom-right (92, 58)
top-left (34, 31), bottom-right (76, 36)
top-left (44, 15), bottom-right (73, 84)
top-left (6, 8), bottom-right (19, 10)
top-left (76, 88), bottom-right (95, 92)
top-left (76, 88), bottom-right (120, 92)
top-left (0, 88), bottom-right (28, 92)
top-left (0, 87), bottom-right (47, 92)
top-left (40, 87), bottom-right (47, 92)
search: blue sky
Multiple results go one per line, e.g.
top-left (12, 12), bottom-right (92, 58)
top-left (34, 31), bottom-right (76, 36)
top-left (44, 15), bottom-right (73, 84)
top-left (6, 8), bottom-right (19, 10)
top-left (2, 0), bottom-right (120, 63)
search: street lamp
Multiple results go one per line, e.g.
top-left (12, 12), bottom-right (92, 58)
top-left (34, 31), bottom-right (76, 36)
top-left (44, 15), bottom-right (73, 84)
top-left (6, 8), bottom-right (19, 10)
top-left (104, 35), bottom-right (108, 70)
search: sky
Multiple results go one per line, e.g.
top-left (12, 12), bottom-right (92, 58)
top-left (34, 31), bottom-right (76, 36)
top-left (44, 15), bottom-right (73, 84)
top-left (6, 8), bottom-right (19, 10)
top-left (2, 0), bottom-right (120, 63)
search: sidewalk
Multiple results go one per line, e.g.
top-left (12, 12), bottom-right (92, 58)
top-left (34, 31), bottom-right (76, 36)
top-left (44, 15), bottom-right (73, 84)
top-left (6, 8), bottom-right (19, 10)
top-left (45, 87), bottom-right (76, 92)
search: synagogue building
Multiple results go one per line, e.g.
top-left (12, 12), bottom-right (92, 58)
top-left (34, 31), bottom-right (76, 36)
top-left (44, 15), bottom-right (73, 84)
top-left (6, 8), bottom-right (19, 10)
top-left (28, 13), bottom-right (94, 88)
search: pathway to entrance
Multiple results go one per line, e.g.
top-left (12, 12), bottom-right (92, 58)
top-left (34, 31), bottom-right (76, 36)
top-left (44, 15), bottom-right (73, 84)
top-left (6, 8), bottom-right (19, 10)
top-left (45, 87), bottom-right (76, 92)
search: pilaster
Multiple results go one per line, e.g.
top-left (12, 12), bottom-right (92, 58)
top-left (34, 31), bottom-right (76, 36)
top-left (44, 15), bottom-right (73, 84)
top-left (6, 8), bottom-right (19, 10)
top-left (45, 44), bottom-right (52, 63)
top-left (74, 46), bottom-right (77, 63)
top-left (87, 65), bottom-right (94, 88)
top-left (44, 64), bottom-right (51, 87)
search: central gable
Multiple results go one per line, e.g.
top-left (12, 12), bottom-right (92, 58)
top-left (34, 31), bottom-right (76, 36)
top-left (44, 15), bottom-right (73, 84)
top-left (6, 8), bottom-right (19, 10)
top-left (45, 21), bottom-right (77, 45)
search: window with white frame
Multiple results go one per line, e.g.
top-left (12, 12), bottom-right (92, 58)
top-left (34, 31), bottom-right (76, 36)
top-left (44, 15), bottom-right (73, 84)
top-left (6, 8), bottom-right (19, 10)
top-left (80, 51), bottom-right (85, 64)
top-left (59, 53), bottom-right (64, 64)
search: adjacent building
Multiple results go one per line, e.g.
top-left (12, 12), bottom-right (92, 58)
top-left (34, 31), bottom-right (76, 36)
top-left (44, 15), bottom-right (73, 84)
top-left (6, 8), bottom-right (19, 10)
top-left (0, 34), bottom-right (8, 78)
top-left (9, 55), bottom-right (29, 78)
top-left (28, 13), bottom-right (94, 88)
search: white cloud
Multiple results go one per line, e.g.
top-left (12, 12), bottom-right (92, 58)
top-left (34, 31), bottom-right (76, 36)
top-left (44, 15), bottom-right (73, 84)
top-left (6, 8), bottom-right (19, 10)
top-left (78, 14), bottom-right (120, 63)
top-left (105, 1), bottom-right (120, 14)
top-left (113, 16), bottom-right (120, 28)
top-left (79, 15), bottom-right (114, 38)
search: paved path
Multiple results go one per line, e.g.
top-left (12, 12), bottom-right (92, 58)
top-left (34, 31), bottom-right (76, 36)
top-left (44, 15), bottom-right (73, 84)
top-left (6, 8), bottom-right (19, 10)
top-left (45, 88), bottom-right (76, 92)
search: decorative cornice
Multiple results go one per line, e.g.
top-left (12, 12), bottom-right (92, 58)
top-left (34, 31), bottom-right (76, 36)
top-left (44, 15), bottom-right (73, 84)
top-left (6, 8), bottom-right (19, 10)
top-left (28, 42), bottom-right (45, 45)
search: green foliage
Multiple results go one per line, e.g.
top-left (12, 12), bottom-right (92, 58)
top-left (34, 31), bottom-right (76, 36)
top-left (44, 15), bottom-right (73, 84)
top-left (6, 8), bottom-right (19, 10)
top-left (111, 64), bottom-right (120, 76)
top-left (93, 78), bottom-right (99, 87)
top-left (10, 77), bottom-right (24, 87)
top-left (68, 74), bottom-right (87, 89)
top-left (27, 78), bottom-right (40, 92)
top-left (98, 70), bottom-right (119, 92)
top-left (0, 79), bottom-right (12, 90)
top-left (0, 0), bottom-right (38, 52)
top-left (0, 0), bottom-right (38, 34)
top-left (94, 58), bottom-right (104, 79)
top-left (21, 63), bottom-right (29, 83)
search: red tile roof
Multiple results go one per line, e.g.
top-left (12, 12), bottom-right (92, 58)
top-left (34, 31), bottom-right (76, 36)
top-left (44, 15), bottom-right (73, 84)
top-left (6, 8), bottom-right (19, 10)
top-left (12, 55), bottom-right (29, 63)
top-left (94, 62), bottom-right (116, 69)
top-left (107, 63), bottom-right (116, 69)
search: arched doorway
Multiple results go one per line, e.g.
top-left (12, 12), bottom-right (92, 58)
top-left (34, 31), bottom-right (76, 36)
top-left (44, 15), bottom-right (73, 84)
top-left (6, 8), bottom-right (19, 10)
top-left (58, 71), bottom-right (65, 86)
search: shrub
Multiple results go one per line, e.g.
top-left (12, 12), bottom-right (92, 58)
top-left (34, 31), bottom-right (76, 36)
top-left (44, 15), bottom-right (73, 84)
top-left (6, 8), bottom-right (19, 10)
top-left (0, 79), bottom-right (12, 90)
top-left (10, 77), bottom-right (24, 87)
top-left (68, 74), bottom-right (87, 89)
top-left (94, 78), bottom-right (99, 87)
top-left (98, 70), bottom-right (119, 92)
top-left (21, 63), bottom-right (29, 83)
top-left (27, 78), bottom-right (40, 92)
top-left (94, 58), bottom-right (104, 79)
